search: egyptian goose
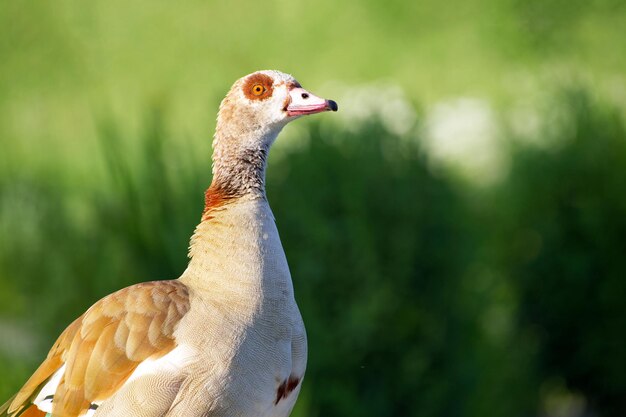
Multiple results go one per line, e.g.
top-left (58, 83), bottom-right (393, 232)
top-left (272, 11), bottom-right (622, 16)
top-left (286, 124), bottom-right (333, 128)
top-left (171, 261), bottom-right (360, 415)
top-left (0, 70), bottom-right (337, 417)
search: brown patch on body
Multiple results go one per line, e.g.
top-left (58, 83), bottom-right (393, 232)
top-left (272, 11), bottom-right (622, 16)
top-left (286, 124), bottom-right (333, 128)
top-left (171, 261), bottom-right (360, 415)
top-left (202, 183), bottom-right (237, 220)
top-left (203, 185), bottom-right (228, 213)
top-left (275, 375), bottom-right (301, 405)
top-left (242, 73), bottom-right (274, 101)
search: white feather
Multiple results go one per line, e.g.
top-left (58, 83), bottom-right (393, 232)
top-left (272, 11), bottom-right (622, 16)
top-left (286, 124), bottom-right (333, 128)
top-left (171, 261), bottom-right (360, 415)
top-left (30, 346), bottom-right (194, 415)
top-left (33, 364), bottom-right (65, 412)
top-left (125, 344), bottom-right (195, 384)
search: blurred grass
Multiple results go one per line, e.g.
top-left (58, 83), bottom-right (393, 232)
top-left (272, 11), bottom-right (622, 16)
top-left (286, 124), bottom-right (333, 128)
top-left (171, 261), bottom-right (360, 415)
top-left (1, 0), bottom-right (624, 176)
top-left (1, 1), bottom-right (626, 416)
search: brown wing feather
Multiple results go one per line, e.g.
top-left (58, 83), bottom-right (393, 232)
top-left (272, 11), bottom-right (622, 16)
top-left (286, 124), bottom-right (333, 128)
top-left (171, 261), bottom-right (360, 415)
top-left (16, 404), bottom-right (46, 417)
top-left (3, 280), bottom-right (190, 417)
top-left (1, 318), bottom-right (81, 416)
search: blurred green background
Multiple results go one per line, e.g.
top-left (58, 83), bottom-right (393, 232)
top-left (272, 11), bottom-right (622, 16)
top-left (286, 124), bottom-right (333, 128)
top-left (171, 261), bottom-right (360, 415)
top-left (1, 1), bottom-right (626, 416)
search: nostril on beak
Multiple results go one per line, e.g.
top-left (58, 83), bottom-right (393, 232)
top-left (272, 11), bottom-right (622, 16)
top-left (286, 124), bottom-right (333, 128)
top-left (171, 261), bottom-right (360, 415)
top-left (301, 93), bottom-right (309, 99)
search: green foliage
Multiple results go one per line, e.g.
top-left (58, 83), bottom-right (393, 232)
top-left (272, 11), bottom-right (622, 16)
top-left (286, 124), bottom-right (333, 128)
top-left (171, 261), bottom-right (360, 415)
top-left (2, 88), bottom-right (625, 416)
top-left (491, 90), bottom-right (626, 416)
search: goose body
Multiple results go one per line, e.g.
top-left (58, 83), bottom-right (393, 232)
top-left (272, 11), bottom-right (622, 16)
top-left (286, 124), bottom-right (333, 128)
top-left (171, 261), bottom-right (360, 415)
top-left (1, 70), bottom-right (337, 417)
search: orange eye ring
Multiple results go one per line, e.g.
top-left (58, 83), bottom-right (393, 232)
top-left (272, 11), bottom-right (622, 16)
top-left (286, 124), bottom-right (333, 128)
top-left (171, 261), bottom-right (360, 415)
top-left (251, 84), bottom-right (265, 96)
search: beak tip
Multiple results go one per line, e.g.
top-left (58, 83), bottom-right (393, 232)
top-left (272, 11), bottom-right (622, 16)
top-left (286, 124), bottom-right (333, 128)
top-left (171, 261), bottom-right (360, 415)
top-left (327, 100), bottom-right (338, 112)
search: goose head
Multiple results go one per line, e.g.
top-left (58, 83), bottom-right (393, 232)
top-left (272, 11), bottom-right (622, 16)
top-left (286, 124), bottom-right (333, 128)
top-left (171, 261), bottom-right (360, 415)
top-left (208, 70), bottom-right (337, 201)
top-left (214, 70), bottom-right (338, 152)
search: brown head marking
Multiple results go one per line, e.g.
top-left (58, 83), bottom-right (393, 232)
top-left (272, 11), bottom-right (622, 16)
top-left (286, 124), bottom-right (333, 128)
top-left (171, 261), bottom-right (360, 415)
top-left (243, 73), bottom-right (274, 101)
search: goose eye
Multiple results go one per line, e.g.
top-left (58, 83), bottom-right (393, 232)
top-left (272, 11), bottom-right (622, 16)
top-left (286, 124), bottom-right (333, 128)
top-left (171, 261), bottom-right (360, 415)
top-left (251, 84), bottom-right (265, 96)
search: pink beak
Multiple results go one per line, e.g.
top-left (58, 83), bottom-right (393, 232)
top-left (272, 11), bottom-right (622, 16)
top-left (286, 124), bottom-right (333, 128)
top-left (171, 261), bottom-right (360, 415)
top-left (286, 87), bottom-right (338, 117)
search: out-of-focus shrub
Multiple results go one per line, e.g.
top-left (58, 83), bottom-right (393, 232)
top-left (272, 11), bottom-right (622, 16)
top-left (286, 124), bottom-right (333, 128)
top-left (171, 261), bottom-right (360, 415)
top-left (492, 89), bottom-right (626, 416)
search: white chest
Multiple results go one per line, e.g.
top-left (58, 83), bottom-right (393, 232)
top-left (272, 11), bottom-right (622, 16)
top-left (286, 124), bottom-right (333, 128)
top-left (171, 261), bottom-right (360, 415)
top-left (174, 198), bottom-right (307, 416)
